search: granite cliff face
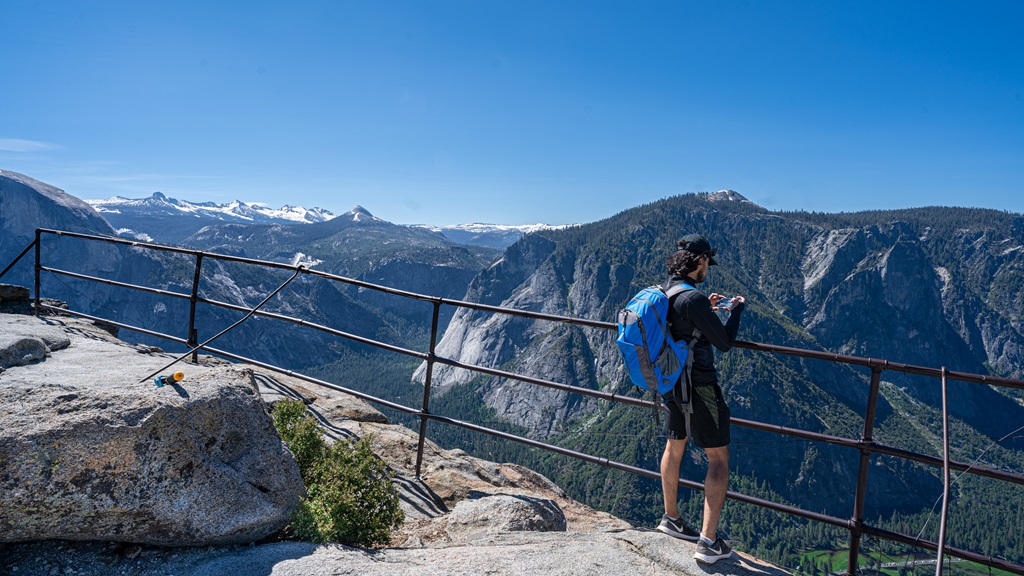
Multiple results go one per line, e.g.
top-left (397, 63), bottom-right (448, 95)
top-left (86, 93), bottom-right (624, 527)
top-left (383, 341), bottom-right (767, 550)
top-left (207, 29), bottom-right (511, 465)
top-left (412, 234), bottom-right (637, 437)
top-left (0, 171), bottom-right (121, 292)
top-left (0, 171), bottom-right (114, 239)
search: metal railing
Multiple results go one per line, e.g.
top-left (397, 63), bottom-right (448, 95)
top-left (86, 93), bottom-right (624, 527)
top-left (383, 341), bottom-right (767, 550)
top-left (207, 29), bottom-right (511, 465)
top-left (5, 228), bottom-right (1024, 575)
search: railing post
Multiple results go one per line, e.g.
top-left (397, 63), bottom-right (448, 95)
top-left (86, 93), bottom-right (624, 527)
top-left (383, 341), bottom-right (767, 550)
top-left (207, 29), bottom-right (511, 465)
top-left (33, 229), bottom-right (42, 316)
top-left (935, 366), bottom-right (951, 576)
top-left (188, 253), bottom-right (204, 363)
top-left (414, 300), bottom-right (443, 479)
top-left (848, 365), bottom-right (884, 576)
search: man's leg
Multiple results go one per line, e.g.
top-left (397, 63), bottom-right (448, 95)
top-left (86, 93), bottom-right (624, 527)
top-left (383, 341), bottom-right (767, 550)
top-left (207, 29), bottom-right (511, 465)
top-left (700, 445), bottom-right (729, 541)
top-left (660, 438), bottom-right (688, 518)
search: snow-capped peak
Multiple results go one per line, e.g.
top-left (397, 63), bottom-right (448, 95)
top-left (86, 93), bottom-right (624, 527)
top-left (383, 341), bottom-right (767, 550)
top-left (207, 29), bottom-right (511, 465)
top-left (346, 205), bottom-right (380, 222)
top-left (85, 192), bottom-right (337, 224)
top-left (707, 189), bottom-right (755, 204)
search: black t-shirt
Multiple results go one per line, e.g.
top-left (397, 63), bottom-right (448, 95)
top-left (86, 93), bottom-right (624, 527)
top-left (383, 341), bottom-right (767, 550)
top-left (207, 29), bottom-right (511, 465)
top-left (665, 275), bottom-right (744, 384)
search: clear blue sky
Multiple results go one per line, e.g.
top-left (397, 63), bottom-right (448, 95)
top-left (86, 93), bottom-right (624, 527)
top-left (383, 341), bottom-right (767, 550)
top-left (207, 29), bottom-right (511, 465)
top-left (2, 1), bottom-right (1022, 225)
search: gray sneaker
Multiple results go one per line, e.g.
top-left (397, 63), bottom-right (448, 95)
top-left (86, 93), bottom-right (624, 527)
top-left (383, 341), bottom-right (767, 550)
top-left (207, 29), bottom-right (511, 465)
top-left (694, 536), bottom-right (733, 564)
top-left (656, 514), bottom-right (700, 541)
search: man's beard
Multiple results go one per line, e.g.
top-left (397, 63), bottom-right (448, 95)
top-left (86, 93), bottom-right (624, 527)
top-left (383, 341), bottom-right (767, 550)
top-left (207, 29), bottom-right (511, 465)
top-left (694, 268), bottom-right (707, 283)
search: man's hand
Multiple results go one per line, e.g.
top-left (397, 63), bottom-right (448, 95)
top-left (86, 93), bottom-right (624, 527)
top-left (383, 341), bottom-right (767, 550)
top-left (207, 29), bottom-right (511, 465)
top-left (711, 294), bottom-right (745, 310)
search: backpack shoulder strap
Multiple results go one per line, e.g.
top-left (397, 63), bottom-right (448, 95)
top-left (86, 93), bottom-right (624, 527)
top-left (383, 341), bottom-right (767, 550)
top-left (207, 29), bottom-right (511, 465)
top-left (665, 281), bottom-right (703, 437)
top-left (664, 281), bottom-right (697, 337)
top-left (663, 281), bottom-right (696, 300)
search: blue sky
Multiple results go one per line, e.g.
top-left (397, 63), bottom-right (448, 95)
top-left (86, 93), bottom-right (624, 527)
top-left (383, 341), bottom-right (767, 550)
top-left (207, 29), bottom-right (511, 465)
top-left (2, 1), bottom-right (1022, 225)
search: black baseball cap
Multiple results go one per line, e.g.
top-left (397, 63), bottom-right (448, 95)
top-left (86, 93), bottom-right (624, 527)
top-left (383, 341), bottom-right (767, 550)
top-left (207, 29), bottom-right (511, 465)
top-left (677, 233), bottom-right (718, 265)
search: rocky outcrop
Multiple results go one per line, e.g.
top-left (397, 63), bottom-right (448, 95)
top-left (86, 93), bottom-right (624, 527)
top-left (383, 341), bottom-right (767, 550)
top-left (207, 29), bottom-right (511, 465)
top-left (444, 494), bottom-right (566, 533)
top-left (0, 315), bottom-right (304, 546)
top-left (0, 313), bottom-right (70, 369)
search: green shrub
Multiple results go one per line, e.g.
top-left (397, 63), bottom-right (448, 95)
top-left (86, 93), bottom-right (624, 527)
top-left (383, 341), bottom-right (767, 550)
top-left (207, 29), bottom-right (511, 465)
top-left (272, 398), bottom-right (326, 477)
top-left (272, 399), bottom-right (405, 547)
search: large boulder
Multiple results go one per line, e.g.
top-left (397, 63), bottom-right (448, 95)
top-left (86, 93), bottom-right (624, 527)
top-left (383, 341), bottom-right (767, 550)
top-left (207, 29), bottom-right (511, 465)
top-left (446, 494), bottom-right (566, 533)
top-left (0, 315), bottom-right (304, 546)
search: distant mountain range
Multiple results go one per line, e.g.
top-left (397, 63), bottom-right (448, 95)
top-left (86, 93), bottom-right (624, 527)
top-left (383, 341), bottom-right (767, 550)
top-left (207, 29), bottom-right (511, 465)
top-left (85, 192), bottom-right (337, 245)
top-left (412, 222), bottom-right (574, 249)
top-left (85, 192), bottom-right (566, 249)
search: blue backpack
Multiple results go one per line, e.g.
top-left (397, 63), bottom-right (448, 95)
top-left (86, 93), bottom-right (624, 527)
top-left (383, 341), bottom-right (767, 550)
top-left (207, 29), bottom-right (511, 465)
top-left (616, 283), bottom-right (701, 399)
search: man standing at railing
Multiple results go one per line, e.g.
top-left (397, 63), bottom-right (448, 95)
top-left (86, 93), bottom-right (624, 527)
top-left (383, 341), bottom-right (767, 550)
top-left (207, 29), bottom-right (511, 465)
top-left (656, 233), bottom-right (745, 565)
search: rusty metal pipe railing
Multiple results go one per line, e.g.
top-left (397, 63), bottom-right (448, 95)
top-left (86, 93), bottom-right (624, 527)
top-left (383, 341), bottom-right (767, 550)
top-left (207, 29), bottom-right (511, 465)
top-left (187, 253), bottom-right (204, 363)
top-left (33, 229), bottom-right (41, 315)
top-left (735, 340), bottom-right (1024, 390)
top-left (848, 367), bottom-right (884, 575)
top-left (40, 265), bottom-right (194, 301)
top-left (414, 301), bottom-right (443, 478)
top-left (870, 443), bottom-right (1024, 485)
top-left (936, 366), bottom-right (952, 576)
top-left (38, 263), bottom-right (1024, 479)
